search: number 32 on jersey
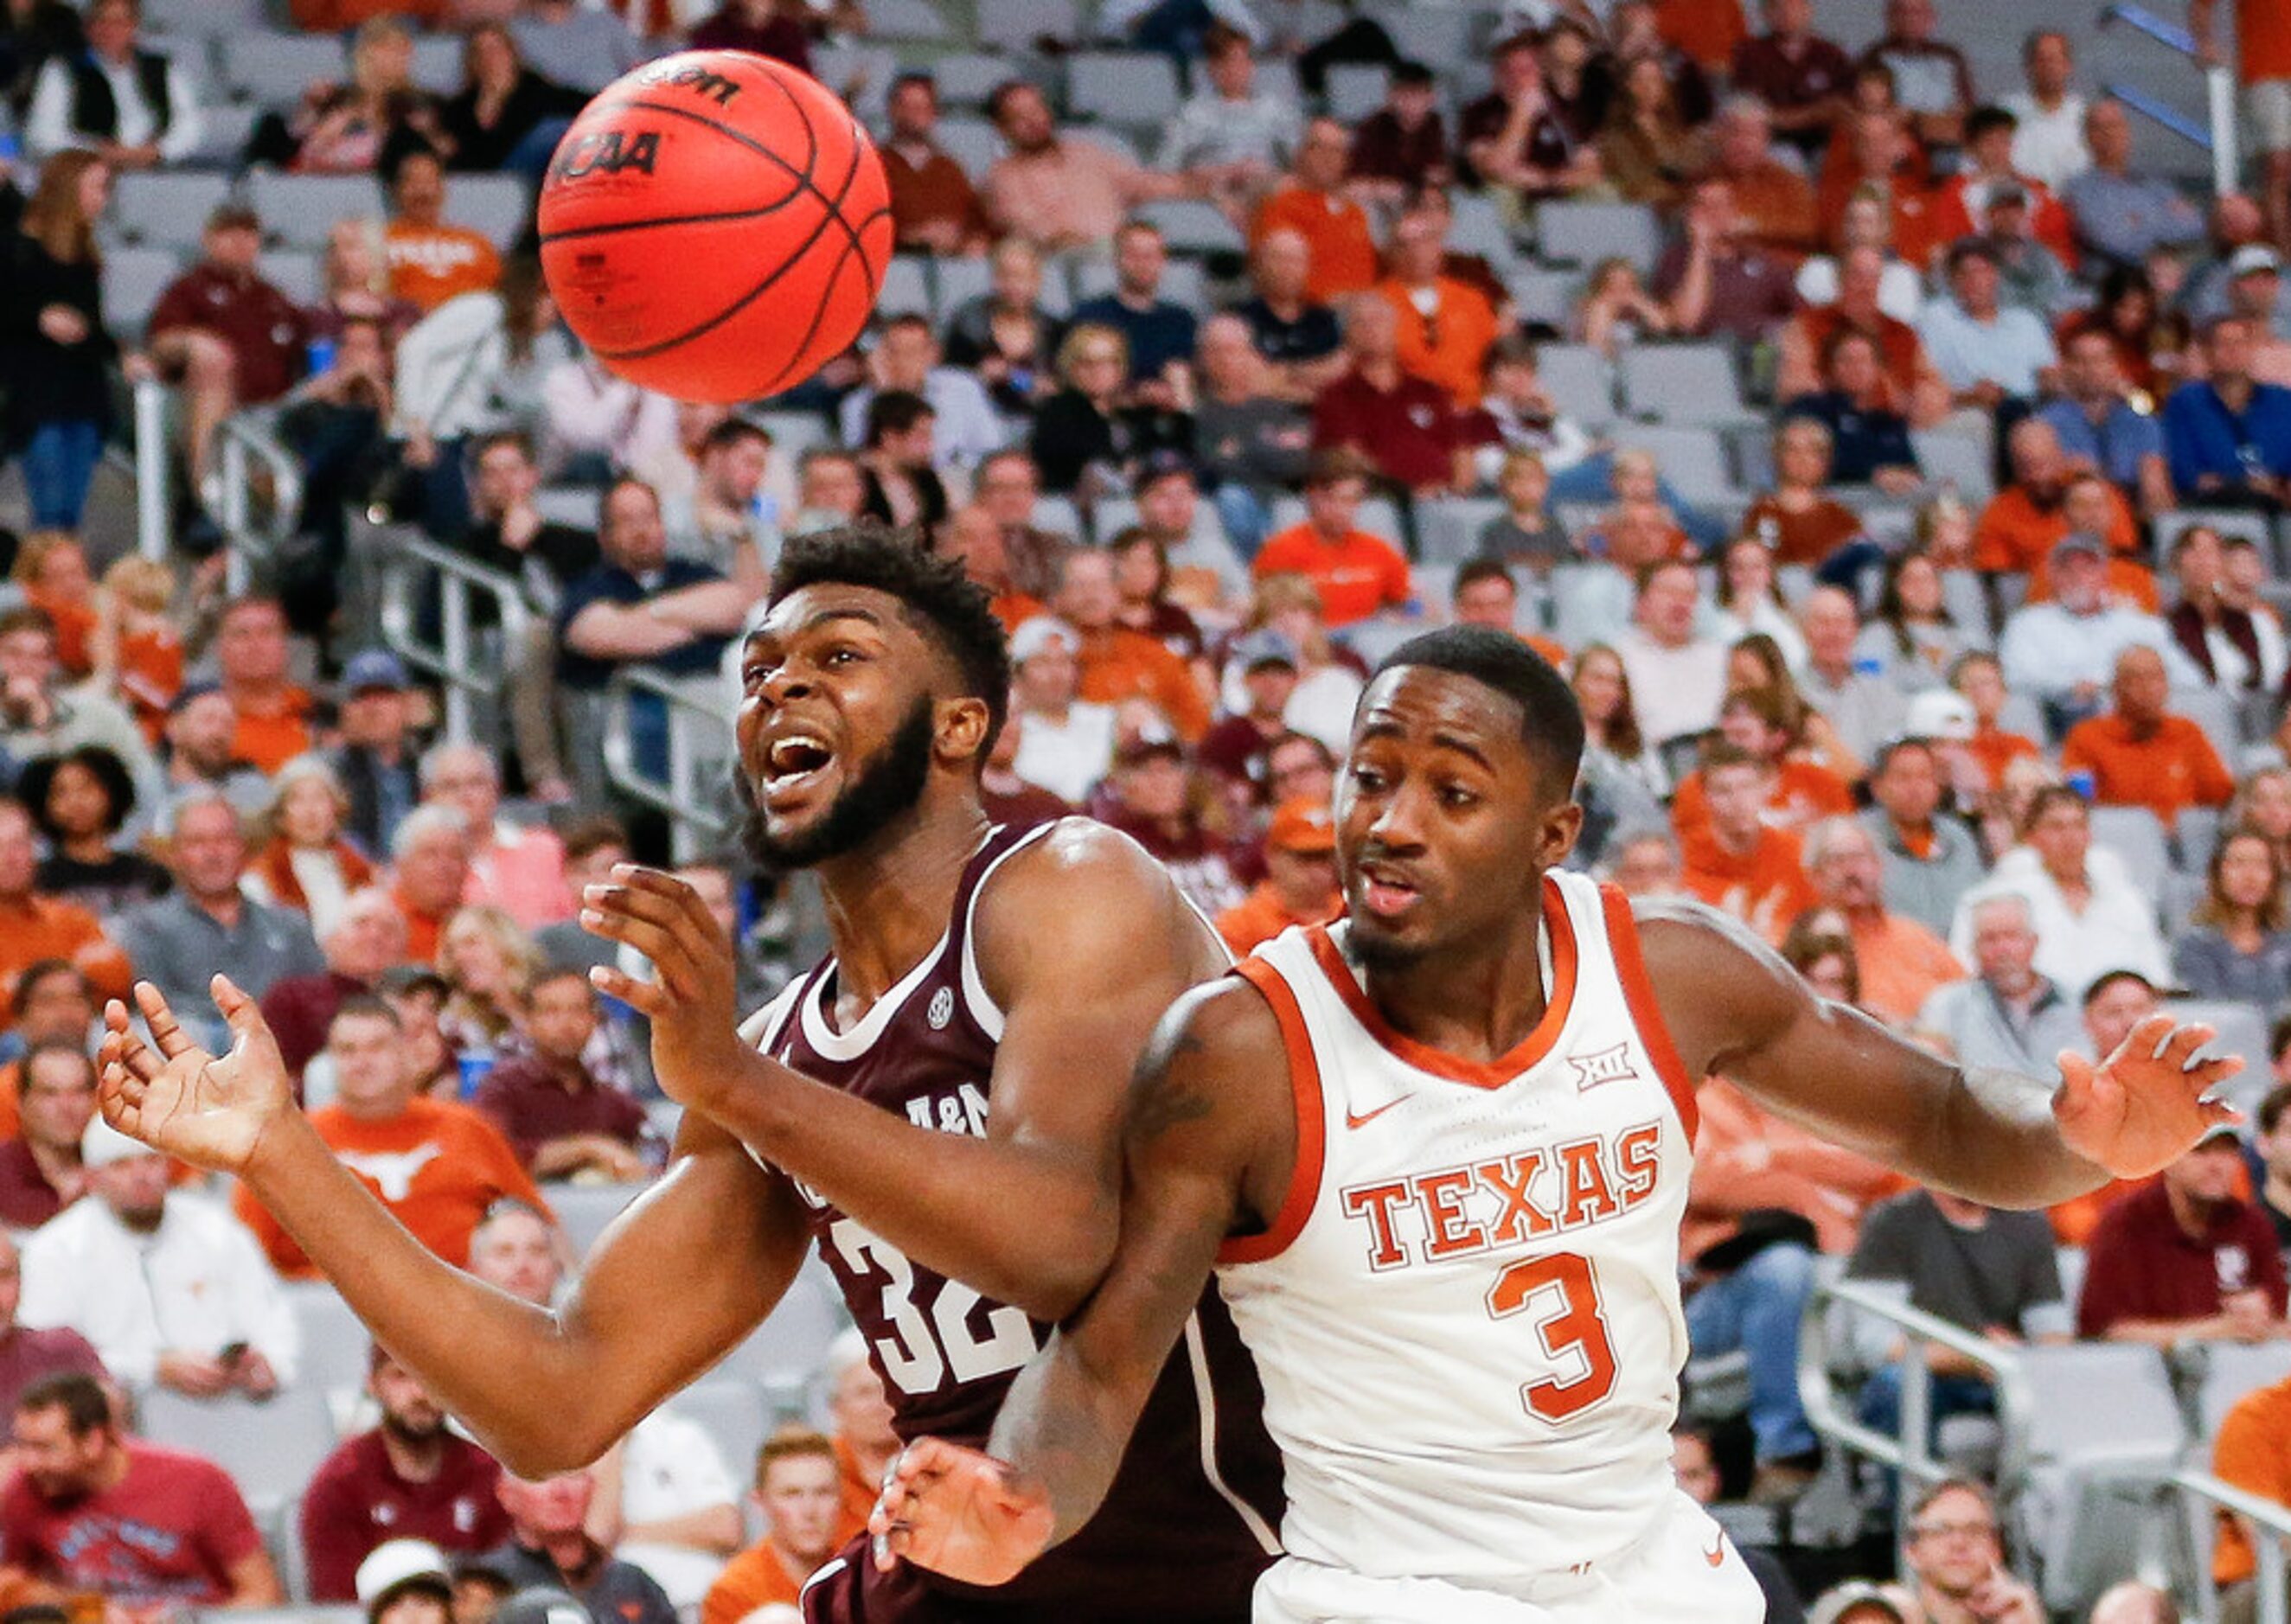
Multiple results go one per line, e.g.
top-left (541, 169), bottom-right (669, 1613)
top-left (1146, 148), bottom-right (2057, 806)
top-left (829, 1218), bottom-right (1038, 1394)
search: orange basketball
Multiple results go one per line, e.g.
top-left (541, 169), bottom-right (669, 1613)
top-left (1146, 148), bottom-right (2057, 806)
top-left (537, 50), bottom-right (893, 404)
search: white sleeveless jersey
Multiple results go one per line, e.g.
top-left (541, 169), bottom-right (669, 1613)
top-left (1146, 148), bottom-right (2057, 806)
top-left (1214, 869), bottom-right (1700, 1589)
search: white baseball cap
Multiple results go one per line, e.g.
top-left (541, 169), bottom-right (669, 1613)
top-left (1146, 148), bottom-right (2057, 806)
top-left (355, 1539), bottom-right (452, 1609)
top-left (1904, 689), bottom-right (1977, 743)
top-left (80, 1116), bottom-right (160, 1169)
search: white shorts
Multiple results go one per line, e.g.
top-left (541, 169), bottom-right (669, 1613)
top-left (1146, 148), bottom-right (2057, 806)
top-left (2250, 80), bottom-right (2291, 153)
top-left (1251, 1492), bottom-right (1768, 1624)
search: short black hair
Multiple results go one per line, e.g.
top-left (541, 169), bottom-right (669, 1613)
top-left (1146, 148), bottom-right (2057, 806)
top-left (767, 524), bottom-right (1014, 756)
top-left (18, 744), bottom-right (138, 840)
top-left (865, 388), bottom-right (933, 447)
top-left (2259, 1079), bottom-right (2291, 1136)
top-left (1391, 58), bottom-right (1435, 86)
top-left (1372, 626), bottom-right (1584, 789)
top-left (16, 1371), bottom-right (110, 1435)
top-left (1965, 104), bottom-right (2018, 143)
top-left (701, 417), bottom-right (771, 457)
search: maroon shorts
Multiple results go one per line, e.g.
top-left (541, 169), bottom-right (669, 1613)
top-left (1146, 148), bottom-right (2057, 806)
top-left (799, 1530), bottom-right (1260, 1623)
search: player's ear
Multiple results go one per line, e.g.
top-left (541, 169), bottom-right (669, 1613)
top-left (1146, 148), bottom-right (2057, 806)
top-left (1537, 799), bottom-right (1584, 872)
top-left (935, 694), bottom-right (992, 766)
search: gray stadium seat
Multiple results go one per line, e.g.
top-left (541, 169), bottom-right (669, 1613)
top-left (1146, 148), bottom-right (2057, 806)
top-left (2176, 803), bottom-right (2223, 878)
top-left (1618, 342), bottom-right (1755, 426)
top-left (223, 32), bottom-right (348, 108)
top-left (1384, 8), bottom-right (1474, 71)
top-left (2163, 999), bottom-right (2275, 1120)
top-left (1532, 343), bottom-right (1616, 427)
top-left (1137, 198), bottom-right (1245, 256)
top-left (551, 1180), bottom-right (649, 1257)
top-left (979, 0), bottom-right (1078, 51)
top-left (669, 1381), bottom-right (771, 1487)
top-left (867, 0), bottom-right (953, 41)
top-left (932, 116), bottom-right (1005, 183)
top-left (1417, 496), bottom-right (1508, 565)
top-left (109, 169), bottom-right (233, 251)
top-left (928, 52), bottom-right (1010, 111)
top-left (1066, 51), bottom-right (1182, 131)
top-left (246, 171), bottom-right (387, 251)
top-left (1507, 265), bottom-right (1579, 331)
top-left (444, 172), bottom-right (532, 251)
top-left (258, 248), bottom-right (322, 306)
top-left (194, 101), bottom-right (258, 166)
top-left (145, 0), bottom-right (263, 35)
top-left (878, 256), bottom-right (931, 321)
top-left (535, 485), bottom-right (603, 530)
top-left (1031, 494), bottom-right (1085, 541)
top-left (204, 1608), bottom-right (362, 1624)
top-left (1446, 193), bottom-right (1520, 276)
top-left (138, 1385), bottom-right (338, 1519)
top-left (1610, 424), bottom-right (1736, 506)
top-left (711, 1256), bottom-right (852, 1393)
top-left (930, 253), bottom-right (991, 323)
top-left (2088, 804), bottom-right (2172, 901)
top-left (285, 1284), bottom-right (373, 1411)
top-left (1530, 201), bottom-right (1662, 275)
top-left (1909, 427), bottom-right (1994, 502)
top-left (102, 246), bottom-right (183, 339)
top-left (1324, 61), bottom-right (1390, 123)
top-left (1939, 567), bottom-right (1994, 647)
top-left (408, 33), bottom-right (463, 96)
top-left (1068, 254), bottom-right (1206, 310)
top-left (2196, 1343), bottom-right (2291, 1437)
top-left (2172, 683), bottom-right (2244, 768)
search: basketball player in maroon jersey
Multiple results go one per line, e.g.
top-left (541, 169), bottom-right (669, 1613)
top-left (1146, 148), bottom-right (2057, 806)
top-left (92, 529), bottom-right (1282, 1622)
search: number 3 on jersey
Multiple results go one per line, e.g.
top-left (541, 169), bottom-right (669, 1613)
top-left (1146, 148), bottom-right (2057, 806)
top-left (1488, 1251), bottom-right (1619, 1423)
top-left (829, 1218), bottom-right (1038, 1394)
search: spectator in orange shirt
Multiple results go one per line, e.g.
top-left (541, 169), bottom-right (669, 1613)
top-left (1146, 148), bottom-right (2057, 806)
top-left (2023, 471), bottom-right (2158, 611)
top-left (1973, 418), bottom-right (2141, 577)
top-left (2061, 645), bottom-right (2236, 831)
top-left (1927, 105), bottom-right (2079, 266)
top-left (0, 802), bottom-right (128, 1017)
top-left (1704, 97), bottom-right (1823, 259)
top-left (1214, 796), bottom-right (1340, 956)
top-left (1251, 450), bottom-right (1412, 627)
top-left (388, 805), bottom-right (474, 964)
top-left (1672, 687), bottom-right (1855, 841)
top-left (701, 1429), bottom-right (845, 1624)
top-left (1679, 742), bottom-right (1820, 938)
top-left (235, 996), bottom-right (547, 1278)
top-left (1803, 815), bottom-right (1968, 1026)
top-left (214, 597), bottom-right (315, 776)
top-left (1949, 650), bottom-right (2043, 791)
top-left (383, 149), bottom-right (502, 316)
top-left (1251, 118), bottom-right (1380, 304)
top-left (1378, 207), bottom-right (1503, 408)
top-left (1051, 551), bottom-right (1210, 742)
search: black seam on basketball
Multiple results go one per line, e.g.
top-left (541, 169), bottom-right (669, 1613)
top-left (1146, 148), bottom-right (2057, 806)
top-left (747, 118), bottom-right (882, 395)
top-left (538, 203), bottom-right (811, 244)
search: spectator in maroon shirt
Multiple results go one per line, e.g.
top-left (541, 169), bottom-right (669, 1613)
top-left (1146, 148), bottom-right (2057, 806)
top-left (1731, 0), bottom-right (1854, 159)
top-left (686, 0), bottom-right (859, 73)
top-left (470, 970), bottom-right (648, 1180)
top-left (301, 1345), bottom-right (514, 1602)
top-left (1310, 294), bottom-right (1471, 495)
top-left (880, 71), bottom-right (989, 258)
top-left (2077, 1125), bottom-right (2291, 1343)
top-left (1095, 737), bottom-right (1245, 920)
top-left (3, 1371), bottom-right (280, 1608)
top-left (0, 1044), bottom-right (95, 1230)
top-left (1657, 176), bottom-right (1803, 345)
top-left (146, 203), bottom-right (306, 492)
top-left (260, 886), bottom-right (412, 1090)
top-left (1197, 629), bottom-right (1302, 801)
top-left (0, 1232), bottom-right (105, 1438)
top-left (1348, 61), bottom-right (1450, 212)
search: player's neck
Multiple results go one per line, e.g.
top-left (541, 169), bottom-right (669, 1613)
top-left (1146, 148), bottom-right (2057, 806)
top-left (1357, 909), bottom-right (1552, 1065)
top-left (816, 796), bottom-right (994, 1001)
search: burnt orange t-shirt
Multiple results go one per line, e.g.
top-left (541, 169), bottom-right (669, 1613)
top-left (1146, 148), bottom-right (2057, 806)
top-left (24, 591), bottom-right (97, 678)
top-left (1672, 760), bottom-right (1855, 843)
top-left (385, 223), bottom-right (503, 314)
top-left (235, 1097), bottom-right (548, 1278)
top-left (1380, 276), bottom-right (1502, 408)
top-left (1739, 496), bottom-right (1867, 567)
top-left (1971, 484), bottom-right (2141, 574)
top-left (2239, 0), bottom-right (2291, 83)
top-left (2060, 713), bottom-right (2237, 831)
top-left (1252, 187), bottom-right (1380, 304)
top-left (702, 1544), bottom-right (808, 1624)
top-left (227, 685), bottom-right (316, 776)
top-left (1680, 823), bottom-right (1817, 941)
top-left (1074, 626), bottom-right (1211, 741)
top-left (0, 896), bottom-right (131, 1015)
top-left (2214, 1374), bottom-right (2291, 1582)
top-left (1252, 526), bottom-right (1413, 626)
top-left (1967, 726), bottom-right (2041, 790)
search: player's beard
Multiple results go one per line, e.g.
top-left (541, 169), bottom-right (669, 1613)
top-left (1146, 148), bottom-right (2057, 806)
top-left (1346, 915), bottom-right (1429, 978)
top-left (740, 696), bottom-right (935, 870)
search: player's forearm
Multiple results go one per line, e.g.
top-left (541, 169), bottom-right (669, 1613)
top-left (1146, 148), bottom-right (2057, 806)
top-left (707, 1055), bottom-right (1115, 1319)
top-left (989, 1323), bottom-right (1168, 1548)
top-left (1917, 1065), bottom-right (2112, 1208)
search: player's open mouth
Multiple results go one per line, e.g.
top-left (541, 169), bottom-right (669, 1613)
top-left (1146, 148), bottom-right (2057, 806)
top-left (763, 733), bottom-right (836, 803)
top-left (1356, 867), bottom-right (1420, 918)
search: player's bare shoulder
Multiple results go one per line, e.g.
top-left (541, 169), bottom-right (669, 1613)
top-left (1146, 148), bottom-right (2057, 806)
top-left (1124, 975), bottom-right (1297, 1234)
top-left (972, 817), bottom-right (1229, 990)
top-left (1626, 892), bottom-right (1827, 1074)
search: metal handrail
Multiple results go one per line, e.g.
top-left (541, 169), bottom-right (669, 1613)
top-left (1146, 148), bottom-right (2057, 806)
top-left (2173, 1467), bottom-right (2291, 1624)
top-left (374, 532), bottom-right (531, 745)
top-left (130, 376), bottom-right (169, 562)
top-left (2099, 2), bottom-right (2243, 197)
top-left (601, 665), bottom-right (737, 860)
top-left (213, 412), bottom-right (304, 593)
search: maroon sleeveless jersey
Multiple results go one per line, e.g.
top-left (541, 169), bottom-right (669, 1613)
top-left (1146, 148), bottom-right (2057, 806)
top-left (755, 822), bottom-right (1283, 1621)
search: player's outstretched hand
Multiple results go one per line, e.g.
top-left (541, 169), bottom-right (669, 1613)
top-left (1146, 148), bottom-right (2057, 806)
top-left (869, 1436), bottom-right (1056, 1586)
top-left (582, 865), bottom-right (750, 1112)
top-left (2055, 1013), bottom-right (2244, 1180)
top-left (99, 978), bottom-right (295, 1176)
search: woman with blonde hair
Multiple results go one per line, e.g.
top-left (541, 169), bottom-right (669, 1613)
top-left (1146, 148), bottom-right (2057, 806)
top-left (436, 903), bottom-right (541, 1061)
top-left (1030, 321), bottom-right (1188, 497)
top-left (1221, 572), bottom-right (1365, 753)
top-left (263, 16), bottom-right (442, 174)
top-left (94, 554), bottom-right (186, 735)
top-left (4, 150), bottom-right (116, 530)
top-left (309, 217), bottom-right (420, 344)
top-left (1574, 254), bottom-right (1671, 356)
top-left (2171, 828), bottom-right (2291, 1003)
top-left (12, 531), bottom-right (102, 677)
top-left (245, 755), bottom-right (378, 937)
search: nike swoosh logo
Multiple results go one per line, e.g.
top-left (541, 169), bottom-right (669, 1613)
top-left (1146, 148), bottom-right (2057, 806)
top-left (1704, 1535), bottom-right (1727, 1568)
top-left (1344, 1097), bottom-right (1411, 1130)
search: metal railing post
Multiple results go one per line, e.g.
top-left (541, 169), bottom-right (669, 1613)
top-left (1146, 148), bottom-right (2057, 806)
top-left (2210, 65), bottom-right (2242, 199)
top-left (2099, 3), bottom-right (2238, 195)
top-left (440, 572), bottom-right (473, 744)
top-left (131, 378), bottom-right (169, 562)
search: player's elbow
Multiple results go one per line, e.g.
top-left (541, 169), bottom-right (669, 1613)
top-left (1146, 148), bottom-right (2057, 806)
top-left (485, 1417), bottom-right (618, 1480)
top-left (1015, 1214), bottom-right (1122, 1325)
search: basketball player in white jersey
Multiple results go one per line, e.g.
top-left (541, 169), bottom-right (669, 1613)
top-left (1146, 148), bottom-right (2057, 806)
top-left (871, 627), bottom-right (2243, 1623)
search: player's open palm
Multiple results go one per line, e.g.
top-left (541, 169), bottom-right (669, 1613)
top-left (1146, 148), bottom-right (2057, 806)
top-left (581, 866), bottom-right (749, 1112)
top-left (2056, 1013), bottom-right (2243, 1180)
top-left (98, 978), bottom-right (294, 1176)
top-left (871, 1436), bottom-right (1056, 1586)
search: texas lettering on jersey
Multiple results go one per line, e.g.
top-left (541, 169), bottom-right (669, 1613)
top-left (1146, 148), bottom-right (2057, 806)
top-left (1338, 1120), bottom-right (1666, 1272)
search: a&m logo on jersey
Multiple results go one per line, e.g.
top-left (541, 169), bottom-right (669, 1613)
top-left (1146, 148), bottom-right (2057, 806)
top-left (1567, 1043), bottom-right (1638, 1094)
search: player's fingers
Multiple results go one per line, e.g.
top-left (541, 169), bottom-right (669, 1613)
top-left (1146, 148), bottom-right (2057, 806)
top-left (2157, 1023), bottom-right (2218, 1070)
top-left (103, 997), bottom-right (131, 1035)
top-left (2120, 1013), bottom-right (2178, 1063)
top-left (583, 879), bottom-right (696, 937)
top-left (579, 912), bottom-right (699, 993)
top-left (2192, 1054), bottom-right (2247, 1090)
top-left (588, 966), bottom-right (669, 1016)
top-left (891, 1437), bottom-right (969, 1484)
top-left (135, 981), bottom-right (195, 1059)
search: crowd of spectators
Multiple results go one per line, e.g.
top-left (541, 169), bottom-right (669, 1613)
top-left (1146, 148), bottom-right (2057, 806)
top-left (0, 0), bottom-right (2288, 1614)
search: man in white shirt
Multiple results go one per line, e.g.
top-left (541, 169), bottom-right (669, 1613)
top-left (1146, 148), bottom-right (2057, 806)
top-left (1947, 785), bottom-right (2171, 1000)
top-left (2001, 30), bottom-right (2091, 190)
top-left (1157, 22), bottom-right (1301, 197)
top-left (836, 314), bottom-right (1007, 473)
top-left (1917, 241), bottom-right (2063, 406)
top-left (18, 1116), bottom-right (298, 1398)
top-left (23, 0), bottom-right (202, 167)
top-left (1799, 585), bottom-right (1910, 764)
top-left (1006, 617), bottom-right (1117, 806)
top-left (2000, 533), bottom-right (2191, 735)
top-left (1613, 559), bottom-right (1728, 748)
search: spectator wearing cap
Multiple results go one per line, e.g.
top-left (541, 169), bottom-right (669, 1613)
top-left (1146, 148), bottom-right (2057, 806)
top-left (18, 1116), bottom-right (297, 1397)
top-left (1251, 118), bottom-right (1381, 305)
top-left (1950, 787), bottom-right (2172, 1001)
top-left (484, 1470), bottom-right (675, 1624)
top-left (1803, 815), bottom-right (1966, 1026)
top-left (1, 1371), bottom-right (279, 1607)
top-left (146, 203), bottom-right (304, 489)
top-left (2000, 534), bottom-right (2182, 738)
top-left (157, 681), bottom-right (271, 828)
top-left (701, 1429), bottom-right (847, 1624)
top-left (1198, 629), bottom-right (1302, 797)
top-left (2165, 314), bottom-right (2291, 507)
top-left (836, 313), bottom-right (1005, 474)
top-left (303, 1357), bottom-right (513, 1602)
top-left (980, 81), bottom-right (1196, 254)
top-left (470, 969), bottom-right (647, 1180)
top-left (2078, 1121), bottom-right (2290, 1343)
top-left (1215, 797), bottom-right (1340, 955)
top-left (1348, 61), bottom-right (1450, 210)
top-left (1252, 451), bottom-right (1413, 627)
top-left (1052, 551), bottom-right (1211, 743)
top-left (330, 649), bottom-right (424, 859)
top-left (1859, 734), bottom-right (1986, 937)
top-left (0, 1231), bottom-right (105, 1435)
top-left (2061, 645), bottom-right (2236, 832)
top-left (118, 792), bottom-right (324, 1050)
top-left (2186, 246), bottom-right (2291, 387)
top-left (21, 0), bottom-right (201, 166)
top-left (879, 73), bottom-right (989, 258)
top-left (0, 800), bottom-right (128, 1014)
top-left (1914, 887), bottom-right (2084, 1074)
top-left (238, 996), bottom-right (547, 1278)
top-left (1099, 736), bottom-right (1245, 918)
top-left (213, 595), bottom-right (316, 777)
top-left (0, 1043), bottom-right (98, 1230)
top-left (2063, 99), bottom-right (2207, 276)
top-left (1310, 296), bottom-right (1472, 496)
top-left (356, 1539), bottom-right (456, 1624)
top-left (1008, 619), bottom-right (1116, 809)
top-left (1917, 241), bottom-right (2062, 414)
top-left (0, 607), bottom-right (157, 802)
top-left (259, 886), bottom-right (409, 1087)
top-left (419, 742), bottom-right (572, 930)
